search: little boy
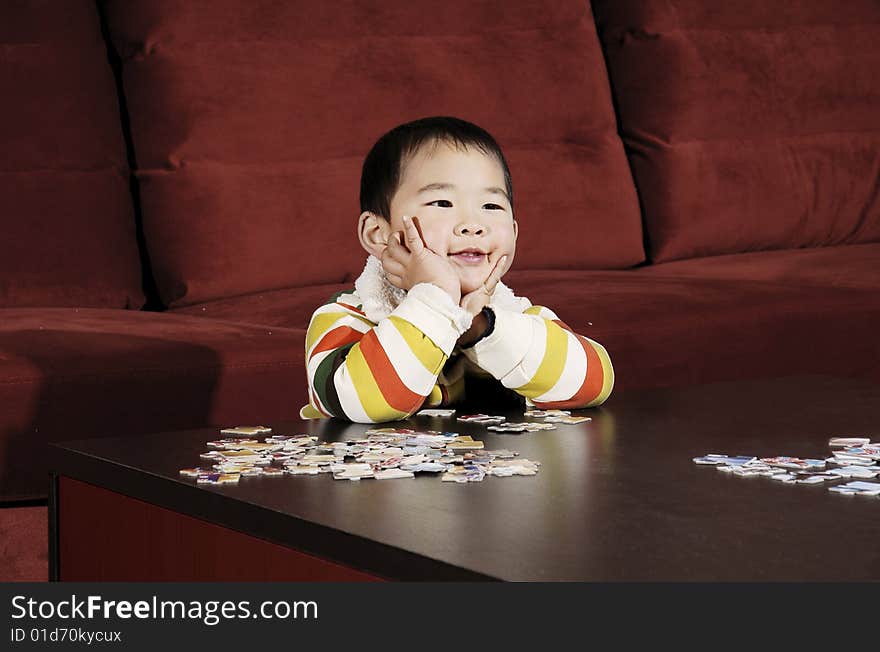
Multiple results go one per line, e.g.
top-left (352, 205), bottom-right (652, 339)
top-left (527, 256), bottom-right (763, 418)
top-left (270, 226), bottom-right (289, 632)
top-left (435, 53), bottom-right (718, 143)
top-left (300, 117), bottom-right (613, 422)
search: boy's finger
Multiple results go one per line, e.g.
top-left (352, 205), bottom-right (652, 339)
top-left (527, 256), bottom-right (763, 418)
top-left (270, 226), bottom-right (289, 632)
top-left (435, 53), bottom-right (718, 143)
top-left (384, 232), bottom-right (406, 258)
top-left (486, 255), bottom-right (508, 287)
top-left (410, 216), bottom-right (429, 247)
top-left (402, 215), bottom-right (424, 253)
top-left (382, 257), bottom-right (405, 276)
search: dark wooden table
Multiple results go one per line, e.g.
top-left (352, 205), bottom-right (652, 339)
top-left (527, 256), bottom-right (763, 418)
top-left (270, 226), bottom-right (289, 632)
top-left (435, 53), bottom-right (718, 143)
top-left (49, 375), bottom-right (880, 581)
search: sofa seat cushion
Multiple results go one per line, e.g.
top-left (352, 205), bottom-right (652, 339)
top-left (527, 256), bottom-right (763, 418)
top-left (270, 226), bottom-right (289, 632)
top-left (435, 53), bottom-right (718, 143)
top-left (0, 1), bottom-right (144, 309)
top-left (101, 0), bottom-right (644, 308)
top-left (503, 269), bottom-right (880, 392)
top-left (632, 243), bottom-right (880, 291)
top-left (171, 282), bottom-right (349, 331)
top-left (0, 308), bottom-right (304, 501)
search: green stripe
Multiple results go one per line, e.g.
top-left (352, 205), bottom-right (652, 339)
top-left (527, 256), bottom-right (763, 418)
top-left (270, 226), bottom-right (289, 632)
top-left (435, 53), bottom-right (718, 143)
top-left (313, 342), bottom-right (356, 418)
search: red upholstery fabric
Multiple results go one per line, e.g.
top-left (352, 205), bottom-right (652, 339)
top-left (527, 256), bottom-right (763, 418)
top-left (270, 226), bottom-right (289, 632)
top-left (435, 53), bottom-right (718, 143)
top-left (100, 0), bottom-right (645, 308)
top-left (636, 243), bottom-right (880, 291)
top-left (0, 1), bottom-right (144, 309)
top-left (592, 0), bottom-right (880, 262)
top-left (0, 309), bottom-right (304, 500)
top-left (172, 282), bottom-right (350, 330)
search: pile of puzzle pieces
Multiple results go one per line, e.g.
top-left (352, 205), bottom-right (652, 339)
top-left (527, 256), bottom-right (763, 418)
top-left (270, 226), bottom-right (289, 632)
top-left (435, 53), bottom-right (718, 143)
top-left (180, 430), bottom-right (539, 484)
top-left (693, 437), bottom-right (880, 496)
top-left (180, 409), bottom-right (592, 485)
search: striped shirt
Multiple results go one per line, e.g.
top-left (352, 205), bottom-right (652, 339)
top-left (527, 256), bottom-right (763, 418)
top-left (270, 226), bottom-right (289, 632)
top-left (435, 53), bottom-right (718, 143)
top-left (300, 281), bottom-right (614, 422)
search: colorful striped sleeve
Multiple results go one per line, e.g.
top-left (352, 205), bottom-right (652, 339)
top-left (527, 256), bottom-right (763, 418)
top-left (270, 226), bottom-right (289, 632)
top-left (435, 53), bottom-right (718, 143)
top-left (460, 304), bottom-right (614, 409)
top-left (301, 283), bottom-right (474, 423)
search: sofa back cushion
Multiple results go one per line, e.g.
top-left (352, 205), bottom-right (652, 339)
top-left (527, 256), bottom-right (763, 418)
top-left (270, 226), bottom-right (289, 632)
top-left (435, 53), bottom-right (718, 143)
top-left (593, 0), bottom-right (880, 262)
top-left (0, 1), bottom-right (144, 309)
top-left (101, 0), bottom-right (644, 308)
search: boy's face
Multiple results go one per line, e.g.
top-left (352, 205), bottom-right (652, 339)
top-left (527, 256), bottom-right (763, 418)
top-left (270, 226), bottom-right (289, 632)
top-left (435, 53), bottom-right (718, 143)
top-left (376, 141), bottom-right (518, 295)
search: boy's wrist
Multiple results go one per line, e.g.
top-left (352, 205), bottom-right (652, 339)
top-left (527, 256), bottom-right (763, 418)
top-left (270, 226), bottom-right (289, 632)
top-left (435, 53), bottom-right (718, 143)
top-left (459, 307), bottom-right (495, 348)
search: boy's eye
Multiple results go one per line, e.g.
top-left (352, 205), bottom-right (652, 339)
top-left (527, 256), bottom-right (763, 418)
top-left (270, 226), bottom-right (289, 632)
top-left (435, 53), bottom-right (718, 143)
top-left (427, 199), bottom-right (453, 208)
top-left (483, 203), bottom-right (504, 210)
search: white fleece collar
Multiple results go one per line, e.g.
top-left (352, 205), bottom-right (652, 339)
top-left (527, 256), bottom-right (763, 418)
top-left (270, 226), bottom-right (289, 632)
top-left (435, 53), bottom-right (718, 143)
top-left (353, 255), bottom-right (525, 324)
top-left (354, 255), bottom-right (409, 324)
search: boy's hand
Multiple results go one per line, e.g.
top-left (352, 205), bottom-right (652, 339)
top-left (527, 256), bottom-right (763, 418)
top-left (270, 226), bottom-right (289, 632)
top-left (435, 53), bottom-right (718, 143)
top-left (380, 215), bottom-right (461, 303)
top-left (457, 254), bottom-right (507, 346)
top-left (459, 254), bottom-right (507, 317)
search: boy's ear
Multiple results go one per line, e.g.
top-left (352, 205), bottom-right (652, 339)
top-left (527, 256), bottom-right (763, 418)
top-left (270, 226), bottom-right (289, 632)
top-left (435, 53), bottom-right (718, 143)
top-left (358, 211), bottom-right (391, 258)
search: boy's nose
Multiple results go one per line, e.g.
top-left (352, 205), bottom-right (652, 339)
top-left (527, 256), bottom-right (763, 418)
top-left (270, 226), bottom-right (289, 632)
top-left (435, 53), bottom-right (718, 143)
top-left (454, 222), bottom-right (487, 236)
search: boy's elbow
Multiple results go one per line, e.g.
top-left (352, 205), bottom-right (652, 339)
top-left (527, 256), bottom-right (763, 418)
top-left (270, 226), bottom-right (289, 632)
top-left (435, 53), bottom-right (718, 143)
top-left (528, 351), bottom-right (614, 410)
top-left (307, 385), bottom-right (425, 423)
top-left (585, 339), bottom-right (614, 407)
top-left (335, 403), bottom-right (424, 424)
top-left (582, 388), bottom-right (612, 409)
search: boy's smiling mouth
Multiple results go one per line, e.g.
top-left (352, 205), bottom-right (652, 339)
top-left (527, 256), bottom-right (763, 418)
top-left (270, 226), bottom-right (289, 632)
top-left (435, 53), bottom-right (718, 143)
top-left (448, 248), bottom-right (487, 265)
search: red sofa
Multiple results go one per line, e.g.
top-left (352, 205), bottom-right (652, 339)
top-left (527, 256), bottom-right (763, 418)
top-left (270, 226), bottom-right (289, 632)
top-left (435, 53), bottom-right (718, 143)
top-left (2, 0), bottom-right (879, 504)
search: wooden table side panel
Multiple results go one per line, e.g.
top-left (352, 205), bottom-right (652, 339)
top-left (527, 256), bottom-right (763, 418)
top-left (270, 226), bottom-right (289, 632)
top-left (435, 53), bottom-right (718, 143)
top-left (58, 476), bottom-right (384, 582)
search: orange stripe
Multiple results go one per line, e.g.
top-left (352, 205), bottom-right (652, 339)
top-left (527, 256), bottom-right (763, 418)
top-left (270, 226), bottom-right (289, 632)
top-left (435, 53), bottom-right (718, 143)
top-left (358, 329), bottom-right (423, 412)
top-left (533, 335), bottom-right (603, 409)
top-left (311, 325), bottom-right (363, 358)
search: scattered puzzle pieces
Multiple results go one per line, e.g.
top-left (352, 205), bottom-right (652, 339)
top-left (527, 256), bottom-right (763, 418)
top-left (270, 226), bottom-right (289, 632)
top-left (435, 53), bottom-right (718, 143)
top-left (694, 438), bottom-right (880, 496)
top-left (181, 417), bottom-right (560, 485)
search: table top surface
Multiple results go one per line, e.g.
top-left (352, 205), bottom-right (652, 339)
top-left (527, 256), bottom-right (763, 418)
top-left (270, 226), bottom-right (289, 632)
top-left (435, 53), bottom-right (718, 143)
top-left (51, 375), bottom-right (880, 581)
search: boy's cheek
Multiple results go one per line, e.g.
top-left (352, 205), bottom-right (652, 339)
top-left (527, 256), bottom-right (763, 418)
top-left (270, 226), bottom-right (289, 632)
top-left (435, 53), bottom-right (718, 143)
top-left (421, 232), bottom-right (448, 254)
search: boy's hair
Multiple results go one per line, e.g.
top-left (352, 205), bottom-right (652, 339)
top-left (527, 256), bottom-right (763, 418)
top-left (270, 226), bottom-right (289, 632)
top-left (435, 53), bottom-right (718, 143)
top-left (360, 116), bottom-right (514, 221)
